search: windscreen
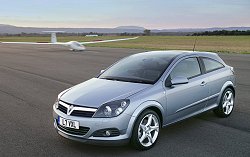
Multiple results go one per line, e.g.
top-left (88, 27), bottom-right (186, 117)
top-left (99, 52), bottom-right (177, 84)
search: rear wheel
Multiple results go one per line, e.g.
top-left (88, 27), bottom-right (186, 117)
top-left (131, 109), bottom-right (160, 150)
top-left (214, 88), bottom-right (235, 118)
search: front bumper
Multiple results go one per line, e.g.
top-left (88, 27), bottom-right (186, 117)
top-left (53, 105), bottom-right (133, 145)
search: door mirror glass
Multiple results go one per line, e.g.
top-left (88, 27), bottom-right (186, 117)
top-left (100, 70), bottom-right (105, 74)
top-left (171, 76), bottom-right (189, 85)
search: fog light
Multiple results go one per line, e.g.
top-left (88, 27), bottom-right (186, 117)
top-left (92, 128), bottom-right (120, 137)
top-left (105, 130), bottom-right (111, 136)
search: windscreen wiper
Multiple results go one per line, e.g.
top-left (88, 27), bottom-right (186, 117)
top-left (100, 76), bottom-right (153, 84)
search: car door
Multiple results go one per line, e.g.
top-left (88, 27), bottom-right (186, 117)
top-left (201, 57), bottom-right (227, 109)
top-left (164, 57), bottom-right (210, 124)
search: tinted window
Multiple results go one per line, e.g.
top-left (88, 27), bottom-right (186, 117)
top-left (99, 53), bottom-right (177, 84)
top-left (202, 58), bottom-right (224, 72)
top-left (170, 57), bottom-right (201, 79)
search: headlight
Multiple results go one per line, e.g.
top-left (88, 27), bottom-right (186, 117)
top-left (93, 99), bottom-right (130, 118)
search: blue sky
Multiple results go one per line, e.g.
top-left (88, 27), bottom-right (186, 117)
top-left (0, 0), bottom-right (249, 29)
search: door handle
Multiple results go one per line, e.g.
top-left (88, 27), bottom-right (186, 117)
top-left (200, 81), bottom-right (207, 86)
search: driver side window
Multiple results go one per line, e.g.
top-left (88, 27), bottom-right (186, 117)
top-left (170, 57), bottom-right (201, 79)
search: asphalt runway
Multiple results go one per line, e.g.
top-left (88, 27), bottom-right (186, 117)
top-left (0, 44), bottom-right (250, 157)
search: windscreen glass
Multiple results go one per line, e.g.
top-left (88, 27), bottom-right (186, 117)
top-left (99, 53), bottom-right (177, 84)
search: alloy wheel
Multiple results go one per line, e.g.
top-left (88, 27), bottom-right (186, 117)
top-left (138, 114), bottom-right (159, 147)
top-left (222, 90), bottom-right (234, 115)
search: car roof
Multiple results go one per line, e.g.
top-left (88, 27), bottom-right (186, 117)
top-left (143, 50), bottom-right (217, 56)
top-left (140, 50), bottom-right (221, 61)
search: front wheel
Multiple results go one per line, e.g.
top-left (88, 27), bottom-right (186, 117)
top-left (131, 109), bottom-right (161, 150)
top-left (214, 88), bottom-right (235, 118)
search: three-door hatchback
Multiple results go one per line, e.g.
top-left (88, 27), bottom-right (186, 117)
top-left (53, 50), bottom-right (236, 150)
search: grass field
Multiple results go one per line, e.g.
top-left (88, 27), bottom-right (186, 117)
top-left (0, 36), bottom-right (250, 54)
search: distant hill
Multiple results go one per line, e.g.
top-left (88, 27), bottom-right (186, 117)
top-left (0, 24), bottom-right (249, 34)
top-left (0, 24), bottom-right (145, 34)
top-left (153, 27), bottom-right (250, 33)
top-left (115, 26), bottom-right (145, 30)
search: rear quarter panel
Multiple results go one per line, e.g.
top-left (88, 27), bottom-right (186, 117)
top-left (205, 66), bottom-right (235, 109)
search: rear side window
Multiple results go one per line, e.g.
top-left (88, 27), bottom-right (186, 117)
top-left (170, 57), bottom-right (201, 79)
top-left (202, 58), bottom-right (224, 72)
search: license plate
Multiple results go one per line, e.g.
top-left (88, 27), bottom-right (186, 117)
top-left (58, 117), bottom-right (80, 129)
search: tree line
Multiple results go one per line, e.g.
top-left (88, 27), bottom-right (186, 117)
top-left (192, 30), bottom-right (250, 36)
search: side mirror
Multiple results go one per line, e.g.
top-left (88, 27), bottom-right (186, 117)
top-left (100, 69), bottom-right (105, 74)
top-left (171, 76), bottom-right (188, 86)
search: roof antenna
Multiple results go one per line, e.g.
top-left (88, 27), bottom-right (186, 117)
top-left (192, 36), bottom-right (198, 52)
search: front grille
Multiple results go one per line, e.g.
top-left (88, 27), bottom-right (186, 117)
top-left (58, 104), bottom-right (67, 114)
top-left (57, 101), bottom-right (96, 118)
top-left (71, 110), bottom-right (95, 117)
top-left (57, 123), bottom-right (90, 136)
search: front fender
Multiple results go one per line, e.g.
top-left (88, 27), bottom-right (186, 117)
top-left (125, 100), bottom-right (165, 138)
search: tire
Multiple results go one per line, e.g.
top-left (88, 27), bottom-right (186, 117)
top-left (214, 88), bottom-right (235, 118)
top-left (130, 109), bottom-right (161, 150)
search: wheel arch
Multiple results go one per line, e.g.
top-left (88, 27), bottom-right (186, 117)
top-left (126, 101), bottom-right (165, 138)
top-left (217, 81), bottom-right (236, 104)
top-left (227, 85), bottom-right (235, 95)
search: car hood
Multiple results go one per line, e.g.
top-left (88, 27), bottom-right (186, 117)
top-left (60, 78), bottom-right (151, 108)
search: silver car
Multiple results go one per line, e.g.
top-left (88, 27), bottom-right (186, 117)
top-left (53, 50), bottom-right (236, 150)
